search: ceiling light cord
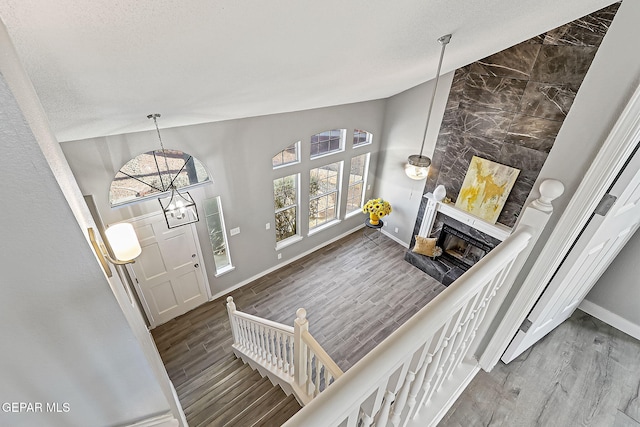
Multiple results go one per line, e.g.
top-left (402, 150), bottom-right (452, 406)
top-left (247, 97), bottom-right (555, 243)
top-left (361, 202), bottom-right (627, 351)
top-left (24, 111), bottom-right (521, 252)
top-left (418, 34), bottom-right (451, 158)
top-left (148, 113), bottom-right (174, 189)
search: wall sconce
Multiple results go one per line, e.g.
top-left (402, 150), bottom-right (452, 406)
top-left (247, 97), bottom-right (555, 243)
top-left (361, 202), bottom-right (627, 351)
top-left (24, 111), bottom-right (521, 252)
top-left (88, 223), bottom-right (142, 278)
top-left (405, 34), bottom-right (452, 180)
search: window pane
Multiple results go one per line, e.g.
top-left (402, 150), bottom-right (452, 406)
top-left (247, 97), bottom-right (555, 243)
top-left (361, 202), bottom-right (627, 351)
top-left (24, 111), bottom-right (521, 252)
top-left (272, 142), bottom-right (299, 168)
top-left (353, 129), bottom-right (372, 147)
top-left (349, 154), bottom-right (367, 184)
top-left (309, 193), bottom-right (338, 229)
top-left (275, 207), bottom-right (297, 241)
top-left (274, 174), bottom-right (298, 242)
top-left (110, 149), bottom-right (210, 206)
top-left (346, 153), bottom-right (369, 214)
top-left (204, 196), bottom-right (232, 273)
top-left (309, 162), bottom-right (341, 229)
top-left (274, 175), bottom-right (297, 209)
top-left (347, 183), bottom-right (364, 213)
top-left (310, 162), bottom-right (340, 197)
top-left (310, 129), bottom-right (345, 158)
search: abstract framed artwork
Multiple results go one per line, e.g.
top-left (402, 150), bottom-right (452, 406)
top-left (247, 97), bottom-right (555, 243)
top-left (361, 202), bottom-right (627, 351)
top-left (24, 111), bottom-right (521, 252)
top-left (455, 156), bottom-right (520, 224)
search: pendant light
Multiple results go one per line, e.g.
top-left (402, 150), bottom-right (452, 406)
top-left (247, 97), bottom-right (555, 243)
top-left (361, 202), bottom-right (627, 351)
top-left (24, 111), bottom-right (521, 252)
top-left (405, 34), bottom-right (452, 180)
top-left (148, 114), bottom-right (200, 229)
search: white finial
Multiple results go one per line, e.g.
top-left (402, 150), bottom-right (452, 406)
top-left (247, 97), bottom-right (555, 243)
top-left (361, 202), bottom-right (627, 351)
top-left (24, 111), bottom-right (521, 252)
top-left (531, 179), bottom-right (564, 212)
top-left (226, 296), bottom-right (236, 310)
top-left (296, 308), bottom-right (307, 321)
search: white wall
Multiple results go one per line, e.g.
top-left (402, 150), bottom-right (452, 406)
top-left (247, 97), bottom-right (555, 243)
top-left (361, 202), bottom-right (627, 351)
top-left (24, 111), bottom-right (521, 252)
top-left (61, 101), bottom-right (386, 299)
top-left (0, 25), bottom-right (174, 426)
top-left (583, 230), bottom-right (640, 336)
top-left (374, 72), bottom-right (454, 246)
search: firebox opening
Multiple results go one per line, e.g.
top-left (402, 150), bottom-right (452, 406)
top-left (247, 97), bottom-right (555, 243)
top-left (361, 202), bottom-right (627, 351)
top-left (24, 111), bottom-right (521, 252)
top-left (437, 224), bottom-right (492, 271)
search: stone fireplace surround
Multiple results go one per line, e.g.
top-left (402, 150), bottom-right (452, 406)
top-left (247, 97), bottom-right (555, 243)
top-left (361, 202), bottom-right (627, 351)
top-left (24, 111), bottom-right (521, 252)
top-left (404, 193), bottom-right (506, 285)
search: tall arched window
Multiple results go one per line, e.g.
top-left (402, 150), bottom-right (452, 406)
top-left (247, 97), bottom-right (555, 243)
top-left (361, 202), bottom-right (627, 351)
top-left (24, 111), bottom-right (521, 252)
top-left (109, 149), bottom-right (210, 207)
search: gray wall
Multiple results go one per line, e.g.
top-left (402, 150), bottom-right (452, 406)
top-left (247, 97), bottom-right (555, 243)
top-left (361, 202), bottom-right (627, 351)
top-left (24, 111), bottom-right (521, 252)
top-left (61, 101), bottom-right (386, 299)
top-left (374, 0), bottom-right (640, 345)
top-left (374, 72), bottom-right (454, 246)
top-left (483, 0), bottom-right (640, 344)
top-left (0, 43), bottom-right (171, 427)
top-left (585, 230), bottom-right (640, 329)
top-left (425, 3), bottom-right (619, 229)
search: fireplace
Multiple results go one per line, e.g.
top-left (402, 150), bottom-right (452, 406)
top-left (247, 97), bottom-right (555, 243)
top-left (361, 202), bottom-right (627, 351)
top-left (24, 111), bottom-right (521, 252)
top-left (404, 193), bottom-right (507, 286)
top-left (437, 224), bottom-right (493, 270)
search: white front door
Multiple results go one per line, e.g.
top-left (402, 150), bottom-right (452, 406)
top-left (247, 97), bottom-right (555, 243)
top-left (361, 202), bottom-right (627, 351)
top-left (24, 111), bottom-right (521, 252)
top-left (127, 213), bottom-right (210, 328)
top-left (502, 146), bottom-right (640, 363)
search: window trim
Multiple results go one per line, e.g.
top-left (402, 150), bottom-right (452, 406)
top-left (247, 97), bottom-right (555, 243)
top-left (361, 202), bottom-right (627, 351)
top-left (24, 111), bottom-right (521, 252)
top-left (272, 141), bottom-right (301, 170)
top-left (352, 129), bottom-right (373, 149)
top-left (310, 129), bottom-right (346, 160)
top-left (203, 195), bottom-right (234, 276)
top-left (109, 149), bottom-right (211, 208)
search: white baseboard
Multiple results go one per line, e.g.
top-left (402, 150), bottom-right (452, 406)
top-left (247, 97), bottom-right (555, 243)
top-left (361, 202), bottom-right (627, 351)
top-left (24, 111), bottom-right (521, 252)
top-left (209, 224), bottom-right (365, 302)
top-left (579, 299), bottom-right (640, 340)
top-left (124, 412), bottom-right (179, 427)
top-left (380, 229), bottom-right (410, 248)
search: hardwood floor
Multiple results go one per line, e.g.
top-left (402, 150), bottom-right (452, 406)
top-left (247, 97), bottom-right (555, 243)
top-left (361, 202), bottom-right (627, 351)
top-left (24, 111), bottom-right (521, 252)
top-left (152, 229), bottom-right (640, 427)
top-left (440, 310), bottom-right (640, 427)
top-left (152, 229), bottom-right (445, 425)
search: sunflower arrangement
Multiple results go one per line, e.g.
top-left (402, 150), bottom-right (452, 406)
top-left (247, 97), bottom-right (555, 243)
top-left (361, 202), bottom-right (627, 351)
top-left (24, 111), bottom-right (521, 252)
top-left (363, 198), bottom-right (392, 225)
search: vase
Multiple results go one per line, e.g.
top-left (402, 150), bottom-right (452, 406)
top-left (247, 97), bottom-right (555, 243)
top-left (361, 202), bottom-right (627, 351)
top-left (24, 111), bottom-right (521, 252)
top-left (433, 184), bottom-right (447, 202)
top-left (369, 212), bottom-right (380, 225)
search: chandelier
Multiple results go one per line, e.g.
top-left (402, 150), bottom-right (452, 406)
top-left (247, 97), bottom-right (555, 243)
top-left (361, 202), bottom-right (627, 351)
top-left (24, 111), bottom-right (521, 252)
top-left (148, 114), bottom-right (199, 229)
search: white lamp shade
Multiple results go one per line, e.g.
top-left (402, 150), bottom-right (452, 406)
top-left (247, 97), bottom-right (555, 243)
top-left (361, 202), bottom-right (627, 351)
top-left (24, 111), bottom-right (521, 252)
top-left (105, 223), bottom-right (142, 261)
top-left (404, 163), bottom-right (429, 180)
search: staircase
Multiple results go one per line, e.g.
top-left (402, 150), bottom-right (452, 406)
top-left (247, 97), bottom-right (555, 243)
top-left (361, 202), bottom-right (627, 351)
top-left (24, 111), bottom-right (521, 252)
top-left (176, 352), bottom-right (301, 426)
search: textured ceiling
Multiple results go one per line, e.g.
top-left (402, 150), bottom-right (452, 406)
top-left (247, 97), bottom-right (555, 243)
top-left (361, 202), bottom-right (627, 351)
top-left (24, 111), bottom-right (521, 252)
top-left (0, 0), bottom-right (617, 142)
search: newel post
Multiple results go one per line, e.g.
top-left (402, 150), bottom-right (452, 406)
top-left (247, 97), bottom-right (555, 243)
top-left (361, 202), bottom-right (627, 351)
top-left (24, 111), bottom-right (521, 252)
top-left (475, 179), bottom-right (565, 370)
top-left (226, 296), bottom-right (240, 344)
top-left (293, 308), bottom-right (309, 388)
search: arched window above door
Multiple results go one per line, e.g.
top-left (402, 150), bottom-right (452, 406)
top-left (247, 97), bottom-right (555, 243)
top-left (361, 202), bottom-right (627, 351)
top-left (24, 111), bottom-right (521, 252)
top-left (109, 149), bottom-right (210, 207)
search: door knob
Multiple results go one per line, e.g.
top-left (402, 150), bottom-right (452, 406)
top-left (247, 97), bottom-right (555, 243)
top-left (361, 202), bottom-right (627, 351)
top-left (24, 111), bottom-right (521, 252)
top-left (192, 254), bottom-right (196, 258)
top-left (194, 263), bottom-right (199, 268)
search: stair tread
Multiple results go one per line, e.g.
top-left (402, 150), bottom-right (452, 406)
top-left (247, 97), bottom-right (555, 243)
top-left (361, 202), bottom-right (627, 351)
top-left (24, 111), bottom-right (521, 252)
top-left (252, 394), bottom-right (302, 427)
top-left (218, 384), bottom-right (290, 427)
top-left (183, 363), bottom-right (260, 416)
top-left (182, 359), bottom-right (254, 411)
top-left (177, 353), bottom-right (243, 395)
top-left (194, 374), bottom-right (275, 427)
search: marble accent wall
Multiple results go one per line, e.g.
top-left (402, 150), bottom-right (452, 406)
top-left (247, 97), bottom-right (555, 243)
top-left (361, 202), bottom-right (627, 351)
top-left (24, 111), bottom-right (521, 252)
top-left (417, 2), bottom-right (620, 233)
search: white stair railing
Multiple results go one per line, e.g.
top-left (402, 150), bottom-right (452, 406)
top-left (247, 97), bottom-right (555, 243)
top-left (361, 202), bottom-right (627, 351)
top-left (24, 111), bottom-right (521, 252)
top-left (282, 179), bottom-right (563, 427)
top-left (226, 298), bottom-right (343, 405)
top-left (226, 300), bottom-right (295, 379)
top-left (294, 308), bottom-right (343, 399)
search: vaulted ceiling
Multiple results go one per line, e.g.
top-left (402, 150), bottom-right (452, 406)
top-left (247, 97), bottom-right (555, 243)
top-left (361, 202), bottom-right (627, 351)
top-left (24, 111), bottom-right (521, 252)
top-left (0, 0), bottom-right (617, 142)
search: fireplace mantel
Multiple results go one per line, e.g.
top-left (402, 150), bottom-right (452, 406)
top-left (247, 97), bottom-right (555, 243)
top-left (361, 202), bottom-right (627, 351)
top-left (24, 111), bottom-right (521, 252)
top-left (418, 193), bottom-right (512, 241)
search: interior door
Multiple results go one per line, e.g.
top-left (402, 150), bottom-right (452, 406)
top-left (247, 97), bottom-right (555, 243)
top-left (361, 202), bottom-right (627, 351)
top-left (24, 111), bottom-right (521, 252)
top-left (502, 144), bottom-right (640, 363)
top-left (127, 213), bottom-right (210, 327)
